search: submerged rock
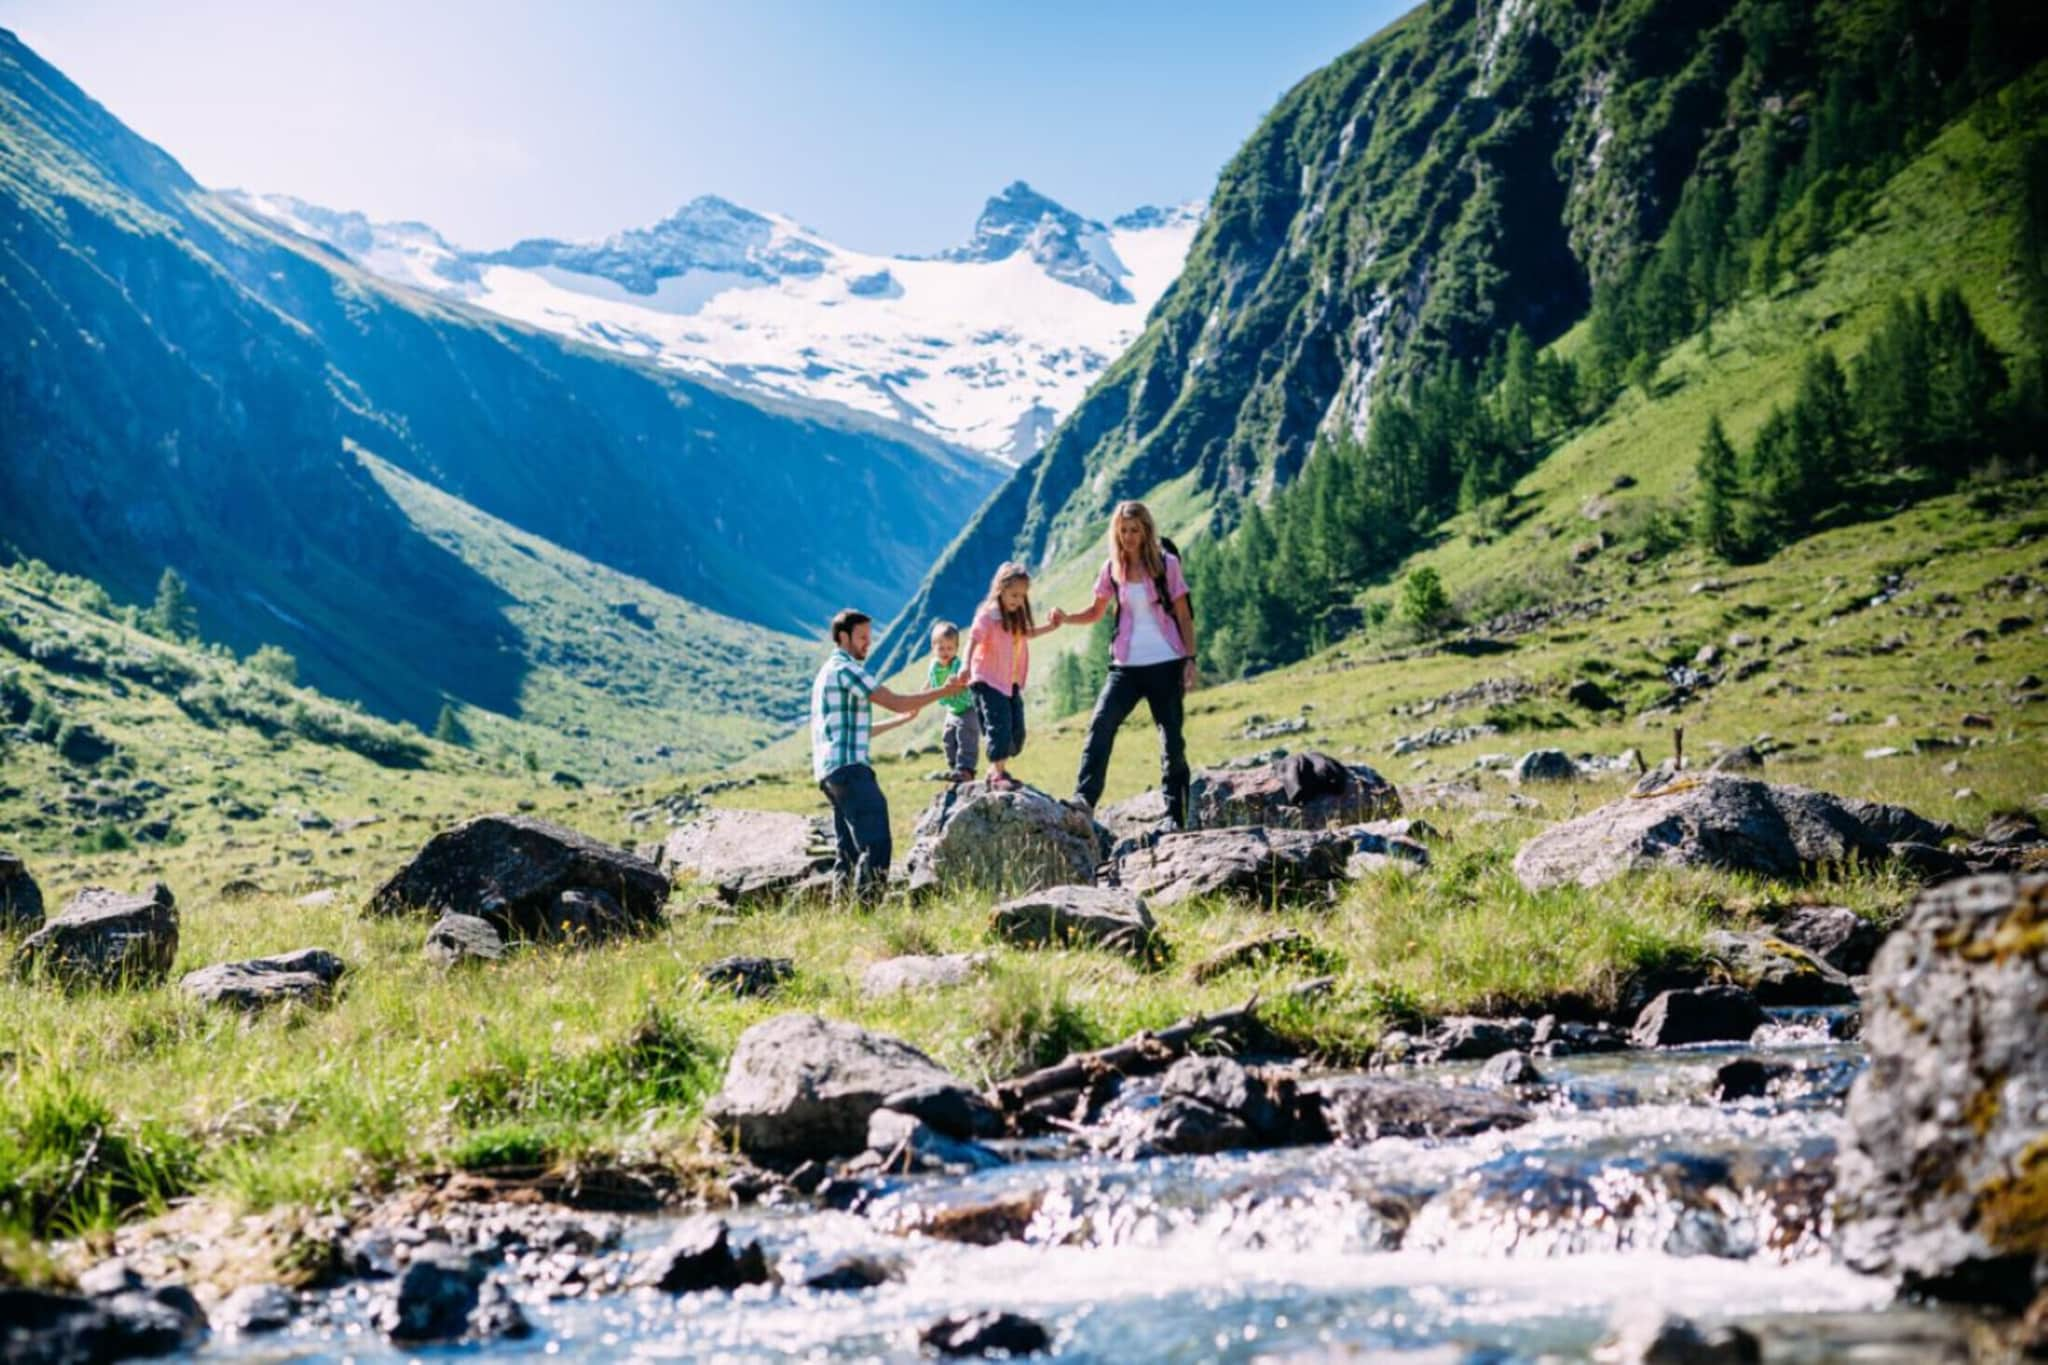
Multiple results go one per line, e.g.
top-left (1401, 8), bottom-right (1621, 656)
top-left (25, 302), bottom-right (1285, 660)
top-left (0, 1284), bottom-right (207, 1362)
top-left (708, 1013), bottom-right (970, 1163)
top-left (1311, 1078), bottom-right (1531, 1144)
top-left (903, 784), bottom-right (1106, 895)
top-left (920, 1310), bottom-right (1051, 1357)
top-left (1630, 987), bottom-right (1766, 1048)
top-left (1593, 1306), bottom-right (1760, 1363)
top-left (13, 883), bottom-right (177, 988)
top-left (1838, 874), bottom-right (2048, 1308)
top-left (638, 1220), bottom-right (772, 1294)
top-left (374, 1242), bottom-right (526, 1342)
top-left (1513, 776), bottom-right (1948, 890)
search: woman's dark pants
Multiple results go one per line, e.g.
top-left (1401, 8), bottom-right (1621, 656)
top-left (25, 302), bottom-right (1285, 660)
top-left (1072, 660), bottom-right (1190, 827)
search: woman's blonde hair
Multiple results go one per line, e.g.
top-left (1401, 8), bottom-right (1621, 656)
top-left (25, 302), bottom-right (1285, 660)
top-left (1107, 500), bottom-right (1168, 586)
top-left (984, 562), bottom-right (1035, 635)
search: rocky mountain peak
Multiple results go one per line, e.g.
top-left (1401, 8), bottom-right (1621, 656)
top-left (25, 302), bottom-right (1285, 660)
top-left (941, 181), bottom-right (1133, 303)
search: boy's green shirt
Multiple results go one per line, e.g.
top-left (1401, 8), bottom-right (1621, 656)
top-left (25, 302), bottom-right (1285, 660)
top-left (927, 656), bottom-right (975, 714)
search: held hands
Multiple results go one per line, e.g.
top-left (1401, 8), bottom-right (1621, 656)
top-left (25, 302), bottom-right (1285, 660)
top-left (1048, 607), bottom-right (1067, 628)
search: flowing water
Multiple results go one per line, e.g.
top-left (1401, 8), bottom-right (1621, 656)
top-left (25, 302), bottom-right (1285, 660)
top-left (203, 1020), bottom-right (1971, 1362)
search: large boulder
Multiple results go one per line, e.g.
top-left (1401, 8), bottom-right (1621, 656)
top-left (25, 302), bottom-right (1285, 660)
top-left (179, 948), bottom-right (345, 1009)
top-left (903, 785), bottom-right (1106, 895)
top-left (1188, 752), bottom-right (1401, 830)
top-left (1838, 875), bottom-right (2048, 1307)
top-left (990, 885), bottom-right (1157, 959)
top-left (1513, 776), bottom-right (1948, 891)
top-left (707, 1013), bottom-right (971, 1164)
top-left (0, 851), bottom-right (43, 934)
top-left (13, 884), bottom-right (177, 988)
top-left (658, 809), bottom-right (833, 905)
top-left (368, 814), bottom-right (668, 942)
top-left (1114, 827), bottom-right (1349, 907)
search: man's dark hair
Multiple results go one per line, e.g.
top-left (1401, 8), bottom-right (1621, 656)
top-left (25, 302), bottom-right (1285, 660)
top-left (829, 609), bottom-right (871, 645)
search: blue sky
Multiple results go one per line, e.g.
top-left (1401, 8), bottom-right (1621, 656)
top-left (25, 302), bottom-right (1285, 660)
top-left (2, 0), bottom-right (1410, 253)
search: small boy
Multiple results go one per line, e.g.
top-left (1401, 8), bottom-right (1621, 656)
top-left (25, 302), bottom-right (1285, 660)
top-left (926, 621), bottom-right (980, 782)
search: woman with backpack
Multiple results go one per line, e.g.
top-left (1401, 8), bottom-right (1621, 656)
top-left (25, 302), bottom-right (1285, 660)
top-left (1060, 500), bottom-right (1197, 828)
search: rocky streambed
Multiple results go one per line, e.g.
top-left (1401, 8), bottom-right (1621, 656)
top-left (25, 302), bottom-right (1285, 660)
top-left (70, 1025), bottom-right (1981, 1363)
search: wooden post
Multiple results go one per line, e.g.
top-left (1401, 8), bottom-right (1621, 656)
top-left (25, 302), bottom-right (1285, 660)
top-left (1674, 726), bottom-right (1685, 771)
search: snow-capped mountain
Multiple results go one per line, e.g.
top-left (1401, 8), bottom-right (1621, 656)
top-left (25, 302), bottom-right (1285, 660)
top-left (227, 184), bottom-right (1203, 464)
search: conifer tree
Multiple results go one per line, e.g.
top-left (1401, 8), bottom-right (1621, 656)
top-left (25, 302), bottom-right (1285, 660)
top-left (1695, 416), bottom-right (1743, 560)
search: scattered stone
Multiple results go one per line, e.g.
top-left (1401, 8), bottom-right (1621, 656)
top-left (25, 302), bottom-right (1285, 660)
top-left (1389, 723), bottom-right (1501, 756)
top-left (1313, 1078), bottom-right (1532, 1143)
top-left (1339, 826), bottom-right (1432, 877)
top-left (1425, 1016), bottom-right (1537, 1062)
top-left (1962, 712), bottom-right (1995, 729)
top-left (801, 1254), bottom-right (898, 1291)
top-left (1709, 745), bottom-right (1764, 773)
top-left (1703, 930), bottom-right (1855, 1006)
top-left (56, 723), bottom-right (116, 765)
top-left (860, 953), bottom-right (988, 998)
top-left (920, 1310), bottom-right (1051, 1358)
top-left (708, 1013), bottom-right (969, 1163)
top-left (639, 1219), bottom-right (772, 1294)
top-left (657, 809), bottom-right (833, 904)
top-left (864, 1108), bottom-right (1005, 1174)
top-left (216, 878), bottom-right (265, 901)
top-left (0, 850), bottom-right (43, 934)
top-left (0, 1285), bottom-right (208, 1362)
top-left (369, 814), bottom-right (668, 943)
top-left (1770, 905), bottom-right (1885, 976)
top-left (879, 1082), bottom-right (1003, 1142)
top-left (1838, 874), bottom-right (2048, 1308)
top-left (179, 948), bottom-right (345, 1009)
top-left (1513, 776), bottom-right (1949, 891)
top-left (1477, 1050), bottom-right (1544, 1088)
top-left (1888, 841), bottom-right (1970, 883)
top-left (1243, 715), bottom-right (1309, 741)
top-left (12, 883), bottom-right (177, 988)
top-left (700, 955), bottom-right (794, 997)
top-left (1114, 827), bottom-right (1349, 907)
top-left (423, 914), bottom-right (507, 967)
top-left (990, 885), bottom-right (1157, 959)
top-left (215, 1283), bottom-right (296, 1336)
top-left (892, 1192), bottom-right (1044, 1246)
top-left (903, 784), bottom-right (1106, 895)
top-left (374, 1242), bottom-right (523, 1343)
top-left (1187, 751), bottom-right (1401, 829)
top-left (1630, 986), bottom-right (1767, 1048)
top-left (1513, 749), bottom-right (1578, 784)
top-left (295, 889), bottom-right (338, 909)
top-left (295, 810), bottom-right (332, 831)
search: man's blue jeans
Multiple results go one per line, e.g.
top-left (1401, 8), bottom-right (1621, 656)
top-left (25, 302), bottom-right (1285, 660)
top-left (819, 762), bottom-right (891, 904)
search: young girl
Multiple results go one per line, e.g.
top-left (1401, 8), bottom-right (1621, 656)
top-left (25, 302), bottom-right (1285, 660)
top-left (968, 562), bottom-right (1066, 789)
top-left (924, 620), bottom-right (980, 782)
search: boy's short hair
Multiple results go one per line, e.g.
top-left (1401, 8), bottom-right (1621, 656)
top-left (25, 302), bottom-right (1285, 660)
top-left (930, 620), bottom-right (960, 642)
top-left (829, 609), bottom-right (871, 645)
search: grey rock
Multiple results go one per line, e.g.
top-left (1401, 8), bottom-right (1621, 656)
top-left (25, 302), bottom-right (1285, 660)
top-left (880, 1082), bottom-right (1003, 1141)
top-left (1312, 1077), bottom-right (1532, 1143)
top-left (700, 955), bottom-right (793, 997)
top-left (1189, 928), bottom-right (1325, 983)
top-left (216, 1283), bottom-right (296, 1335)
top-left (1630, 986), bottom-right (1766, 1048)
top-left (1188, 752), bottom-right (1401, 830)
top-left (640, 1219), bottom-right (772, 1294)
top-left (658, 809), bottom-right (833, 905)
top-left (0, 1283), bottom-right (209, 1361)
top-left (1567, 678), bottom-right (1618, 711)
top-left (1838, 874), bottom-right (2048, 1308)
top-left (1115, 827), bottom-right (1349, 906)
top-left (707, 1013), bottom-right (967, 1163)
top-left (369, 813), bottom-right (667, 942)
top-left (1513, 749), bottom-right (1579, 784)
top-left (1703, 930), bottom-right (1856, 1006)
top-left (1425, 1016), bottom-right (1537, 1062)
top-left (1514, 776), bottom-right (1946, 891)
top-left (801, 1253), bottom-right (899, 1291)
top-left (1712, 1058), bottom-right (1792, 1102)
top-left (376, 1246), bottom-right (471, 1337)
top-left (0, 850), bottom-right (43, 933)
top-left (13, 883), bottom-right (177, 988)
top-left (904, 783), bottom-right (1107, 895)
top-left (921, 1310), bottom-right (1051, 1357)
top-left (423, 914), bottom-right (506, 966)
top-left (1477, 1050), bottom-right (1544, 1088)
top-left (860, 952), bottom-right (988, 998)
top-left (1771, 904), bottom-right (1885, 976)
top-left (1709, 745), bottom-right (1765, 773)
top-left (1094, 789), bottom-right (1176, 844)
top-left (864, 1109), bottom-right (1006, 1173)
top-left (1888, 840), bottom-right (1970, 883)
top-left (179, 948), bottom-right (345, 1009)
top-left (990, 884), bottom-right (1157, 958)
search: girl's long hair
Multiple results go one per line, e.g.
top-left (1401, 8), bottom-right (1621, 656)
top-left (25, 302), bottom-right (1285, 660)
top-left (1107, 500), bottom-right (1168, 586)
top-left (984, 562), bottom-right (1035, 634)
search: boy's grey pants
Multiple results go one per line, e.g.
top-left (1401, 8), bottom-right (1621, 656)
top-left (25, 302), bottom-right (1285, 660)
top-left (943, 710), bottom-right (982, 773)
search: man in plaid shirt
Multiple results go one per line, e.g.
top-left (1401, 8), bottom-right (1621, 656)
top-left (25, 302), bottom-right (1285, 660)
top-left (812, 609), bottom-right (966, 903)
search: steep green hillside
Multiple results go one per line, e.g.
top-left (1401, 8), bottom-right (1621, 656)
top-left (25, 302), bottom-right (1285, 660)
top-left (876, 0), bottom-right (2047, 676)
top-left (0, 29), bottom-right (997, 744)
